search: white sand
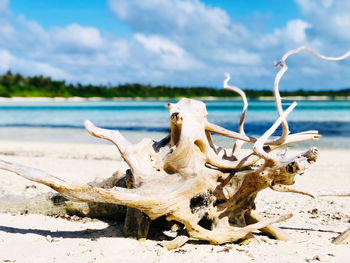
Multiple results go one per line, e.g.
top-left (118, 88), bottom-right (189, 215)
top-left (0, 140), bottom-right (349, 262)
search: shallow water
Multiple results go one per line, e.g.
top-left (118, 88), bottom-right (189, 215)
top-left (0, 99), bottom-right (349, 149)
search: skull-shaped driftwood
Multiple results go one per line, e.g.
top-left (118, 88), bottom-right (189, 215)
top-left (0, 47), bottom-right (349, 248)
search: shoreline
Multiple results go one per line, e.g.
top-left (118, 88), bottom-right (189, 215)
top-left (0, 129), bottom-right (349, 149)
top-left (0, 95), bottom-right (349, 102)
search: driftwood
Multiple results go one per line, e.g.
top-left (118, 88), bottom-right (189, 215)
top-left (0, 47), bottom-right (349, 248)
top-left (333, 228), bottom-right (350, 245)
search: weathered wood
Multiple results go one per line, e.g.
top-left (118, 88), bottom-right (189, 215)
top-left (332, 228), bottom-right (350, 245)
top-left (123, 207), bottom-right (151, 240)
top-left (0, 194), bottom-right (126, 220)
top-left (122, 169), bottom-right (152, 239)
top-left (163, 235), bottom-right (190, 250)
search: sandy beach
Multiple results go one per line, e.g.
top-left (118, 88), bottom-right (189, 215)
top-left (0, 140), bottom-right (349, 262)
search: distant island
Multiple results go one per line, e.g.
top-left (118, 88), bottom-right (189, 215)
top-left (0, 71), bottom-right (349, 99)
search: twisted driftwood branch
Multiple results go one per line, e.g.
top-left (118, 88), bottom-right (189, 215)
top-left (272, 46), bottom-right (350, 145)
top-left (223, 73), bottom-right (248, 155)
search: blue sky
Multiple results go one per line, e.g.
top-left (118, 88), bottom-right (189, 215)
top-left (8, 1), bottom-right (300, 36)
top-left (1, 0), bottom-right (350, 90)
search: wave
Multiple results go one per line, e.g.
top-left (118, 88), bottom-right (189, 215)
top-left (1, 121), bottom-right (349, 137)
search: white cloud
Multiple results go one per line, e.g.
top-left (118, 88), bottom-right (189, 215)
top-left (295, 0), bottom-right (333, 13)
top-left (134, 33), bottom-right (203, 70)
top-left (295, 0), bottom-right (350, 43)
top-left (0, 49), bottom-right (14, 71)
top-left (0, 12), bottom-right (131, 83)
top-left (108, 0), bottom-right (231, 36)
top-left (284, 20), bottom-right (311, 43)
top-left (29, 61), bottom-right (70, 79)
top-left (51, 24), bottom-right (104, 51)
top-left (135, 34), bottom-right (184, 56)
top-left (0, 19), bottom-right (14, 39)
top-left (108, 0), bottom-right (249, 54)
top-left (260, 19), bottom-right (311, 48)
top-left (211, 49), bottom-right (261, 65)
top-left (0, 48), bottom-right (70, 79)
top-left (0, 0), bottom-right (349, 90)
top-left (0, 0), bottom-right (9, 13)
top-left (0, 0), bottom-right (260, 86)
top-left (329, 14), bottom-right (350, 41)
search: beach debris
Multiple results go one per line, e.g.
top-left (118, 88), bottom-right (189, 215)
top-left (0, 47), bottom-right (349, 248)
top-left (163, 235), bottom-right (189, 250)
top-left (319, 192), bottom-right (350, 197)
top-left (46, 235), bottom-right (53, 243)
top-left (332, 227), bottom-right (350, 245)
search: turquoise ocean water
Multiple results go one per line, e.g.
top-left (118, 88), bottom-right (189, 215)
top-left (0, 99), bottom-right (349, 149)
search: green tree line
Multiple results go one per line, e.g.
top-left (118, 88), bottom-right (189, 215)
top-left (0, 71), bottom-right (349, 99)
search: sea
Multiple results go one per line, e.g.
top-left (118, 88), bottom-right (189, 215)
top-left (0, 99), bottom-right (349, 149)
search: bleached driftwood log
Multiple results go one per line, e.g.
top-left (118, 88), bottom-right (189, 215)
top-left (0, 47), bottom-right (349, 247)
